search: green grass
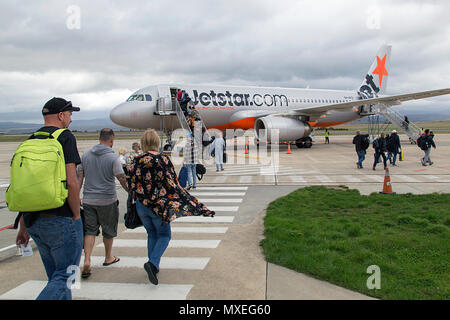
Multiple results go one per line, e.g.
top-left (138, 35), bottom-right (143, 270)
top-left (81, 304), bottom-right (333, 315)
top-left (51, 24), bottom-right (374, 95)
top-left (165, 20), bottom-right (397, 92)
top-left (261, 186), bottom-right (450, 299)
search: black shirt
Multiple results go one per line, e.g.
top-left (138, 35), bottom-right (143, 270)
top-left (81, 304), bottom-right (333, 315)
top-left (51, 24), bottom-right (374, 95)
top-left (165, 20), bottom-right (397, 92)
top-left (21, 126), bottom-right (81, 228)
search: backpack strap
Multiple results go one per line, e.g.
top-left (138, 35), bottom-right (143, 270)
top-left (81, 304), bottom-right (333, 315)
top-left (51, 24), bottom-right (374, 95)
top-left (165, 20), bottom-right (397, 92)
top-left (31, 128), bottom-right (67, 140)
top-left (50, 128), bottom-right (67, 140)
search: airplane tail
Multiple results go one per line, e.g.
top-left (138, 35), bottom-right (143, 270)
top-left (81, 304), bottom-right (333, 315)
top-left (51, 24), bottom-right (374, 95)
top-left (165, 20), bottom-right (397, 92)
top-left (358, 45), bottom-right (391, 99)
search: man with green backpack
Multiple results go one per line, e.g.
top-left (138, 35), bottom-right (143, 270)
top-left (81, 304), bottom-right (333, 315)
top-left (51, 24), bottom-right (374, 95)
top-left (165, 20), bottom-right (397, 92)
top-left (8, 97), bottom-right (83, 300)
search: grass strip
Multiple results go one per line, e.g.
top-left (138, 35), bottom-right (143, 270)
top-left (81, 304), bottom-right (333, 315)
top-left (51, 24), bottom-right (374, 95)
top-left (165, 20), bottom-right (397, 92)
top-left (261, 186), bottom-right (450, 299)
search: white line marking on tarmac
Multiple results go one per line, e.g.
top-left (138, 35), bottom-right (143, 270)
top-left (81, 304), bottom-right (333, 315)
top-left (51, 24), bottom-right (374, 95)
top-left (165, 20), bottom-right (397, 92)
top-left (422, 175), bottom-right (439, 180)
top-left (200, 198), bottom-right (243, 203)
top-left (125, 226), bottom-right (228, 234)
top-left (395, 175), bottom-right (421, 182)
top-left (85, 256), bottom-right (210, 270)
top-left (289, 176), bottom-right (306, 183)
top-left (0, 280), bottom-right (193, 300)
top-left (195, 187), bottom-right (248, 190)
top-left (364, 175), bottom-right (384, 182)
top-left (173, 216), bottom-right (234, 223)
top-left (0, 239), bottom-right (34, 253)
top-left (0, 244), bottom-right (17, 253)
top-left (239, 176), bottom-right (253, 183)
top-left (212, 176), bottom-right (228, 183)
top-left (314, 175), bottom-right (333, 183)
top-left (98, 239), bottom-right (221, 249)
top-left (207, 206), bottom-right (239, 212)
top-left (190, 192), bottom-right (246, 196)
top-left (343, 175), bottom-right (362, 183)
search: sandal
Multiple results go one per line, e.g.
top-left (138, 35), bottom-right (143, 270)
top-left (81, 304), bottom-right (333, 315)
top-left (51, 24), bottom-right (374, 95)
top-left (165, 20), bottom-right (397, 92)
top-left (81, 266), bottom-right (91, 279)
top-left (103, 256), bottom-right (120, 266)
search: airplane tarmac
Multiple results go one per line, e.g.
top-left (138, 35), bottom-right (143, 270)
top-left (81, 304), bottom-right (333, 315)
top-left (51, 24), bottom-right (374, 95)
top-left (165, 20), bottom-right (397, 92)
top-left (1, 133), bottom-right (450, 300)
top-left (110, 45), bottom-right (450, 148)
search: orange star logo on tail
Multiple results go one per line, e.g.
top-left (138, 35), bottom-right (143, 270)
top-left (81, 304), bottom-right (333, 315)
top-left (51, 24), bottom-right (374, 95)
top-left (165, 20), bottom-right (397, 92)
top-left (372, 54), bottom-right (388, 87)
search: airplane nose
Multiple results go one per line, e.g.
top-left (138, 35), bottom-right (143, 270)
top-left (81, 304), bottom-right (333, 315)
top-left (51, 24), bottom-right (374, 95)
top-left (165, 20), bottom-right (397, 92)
top-left (110, 103), bottom-right (127, 126)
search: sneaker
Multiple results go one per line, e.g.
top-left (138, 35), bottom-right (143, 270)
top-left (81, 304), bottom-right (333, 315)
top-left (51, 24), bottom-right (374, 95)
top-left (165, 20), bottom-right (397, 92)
top-left (144, 262), bottom-right (158, 285)
top-left (372, 167), bottom-right (376, 171)
top-left (429, 162), bottom-right (433, 165)
top-left (356, 162), bottom-right (360, 169)
top-left (186, 185), bottom-right (192, 190)
top-left (221, 168), bottom-right (224, 171)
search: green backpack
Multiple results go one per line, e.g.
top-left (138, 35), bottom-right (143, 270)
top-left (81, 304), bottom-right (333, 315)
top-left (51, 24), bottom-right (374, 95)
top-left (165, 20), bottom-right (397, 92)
top-left (5, 128), bottom-right (68, 212)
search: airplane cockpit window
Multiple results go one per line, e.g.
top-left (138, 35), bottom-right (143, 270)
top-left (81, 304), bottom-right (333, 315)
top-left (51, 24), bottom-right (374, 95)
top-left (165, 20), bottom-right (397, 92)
top-left (145, 94), bottom-right (152, 101)
top-left (126, 94), bottom-right (146, 102)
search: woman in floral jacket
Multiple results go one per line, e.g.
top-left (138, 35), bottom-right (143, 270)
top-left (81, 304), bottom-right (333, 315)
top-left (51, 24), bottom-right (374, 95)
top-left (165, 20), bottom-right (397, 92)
top-left (127, 129), bottom-right (214, 285)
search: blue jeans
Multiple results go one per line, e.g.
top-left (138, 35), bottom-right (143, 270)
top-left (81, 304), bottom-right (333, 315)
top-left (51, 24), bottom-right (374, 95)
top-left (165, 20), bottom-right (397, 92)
top-left (388, 151), bottom-right (399, 165)
top-left (185, 163), bottom-right (197, 187)
top-left (27, 216), bottom-right (83, 300)
top-left (373, 151), bottom-right (387, 168)
top-left (357, 150), bottom-right (366, 167)
top-left (136, 200), bottom-right (171, 271)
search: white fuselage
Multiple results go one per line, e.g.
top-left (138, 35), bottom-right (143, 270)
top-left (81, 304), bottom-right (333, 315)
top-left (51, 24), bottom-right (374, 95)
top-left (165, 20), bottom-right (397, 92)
top-left (110, 84), bottom-right (364, 130)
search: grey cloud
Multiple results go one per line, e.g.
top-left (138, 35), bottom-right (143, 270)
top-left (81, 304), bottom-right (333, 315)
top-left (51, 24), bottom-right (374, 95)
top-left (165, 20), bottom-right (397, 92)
top-left (0, 0), bottom-right (449, 121)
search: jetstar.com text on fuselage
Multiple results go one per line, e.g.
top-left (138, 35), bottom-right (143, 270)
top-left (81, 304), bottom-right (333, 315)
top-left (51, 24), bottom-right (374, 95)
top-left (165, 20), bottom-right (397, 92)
top-left (192, 89), bottom-right (288, 107)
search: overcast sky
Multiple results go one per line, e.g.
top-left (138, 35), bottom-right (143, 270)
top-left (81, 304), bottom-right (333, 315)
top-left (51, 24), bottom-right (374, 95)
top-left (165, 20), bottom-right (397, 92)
top-left (1, 0), bottom-right (449, 122)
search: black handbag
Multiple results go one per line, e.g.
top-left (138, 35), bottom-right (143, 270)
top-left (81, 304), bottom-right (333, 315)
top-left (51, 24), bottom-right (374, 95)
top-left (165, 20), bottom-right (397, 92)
top-left (196, 163), bottom-right (206, 181)
top-left (124, 193), bottom-right (143, 229)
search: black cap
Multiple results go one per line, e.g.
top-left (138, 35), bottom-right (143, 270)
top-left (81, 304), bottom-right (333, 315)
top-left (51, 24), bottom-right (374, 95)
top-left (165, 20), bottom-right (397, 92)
top-left (42, 97), bottom-right (80, 115)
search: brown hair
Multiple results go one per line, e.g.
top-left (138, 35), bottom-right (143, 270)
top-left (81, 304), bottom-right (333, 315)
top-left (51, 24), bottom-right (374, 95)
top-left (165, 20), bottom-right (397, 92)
top-left (99, 128), bottom-right (114, 141)
top-left (141, 129), bottom-right (160, 152)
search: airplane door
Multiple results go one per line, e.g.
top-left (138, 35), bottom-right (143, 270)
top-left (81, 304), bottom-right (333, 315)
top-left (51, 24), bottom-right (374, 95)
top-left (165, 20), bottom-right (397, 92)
top-left (156, 85), bottom-right (172, 112)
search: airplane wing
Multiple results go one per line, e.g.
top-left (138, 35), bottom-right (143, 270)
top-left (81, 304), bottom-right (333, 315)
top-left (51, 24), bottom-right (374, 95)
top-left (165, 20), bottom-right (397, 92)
top-left (281, 88), bottom-right (450, 118)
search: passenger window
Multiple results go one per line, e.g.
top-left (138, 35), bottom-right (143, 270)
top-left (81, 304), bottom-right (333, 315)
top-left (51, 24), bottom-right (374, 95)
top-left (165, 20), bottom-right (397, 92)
top-left (145, 94), bottom-right (152, 101)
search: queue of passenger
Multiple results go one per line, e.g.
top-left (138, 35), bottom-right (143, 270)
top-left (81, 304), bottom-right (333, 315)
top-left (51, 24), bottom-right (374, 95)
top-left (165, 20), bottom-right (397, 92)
top-left (352, 128), bottom-right (436, 169)
top-left (12, 97), bottom-right (216, 300)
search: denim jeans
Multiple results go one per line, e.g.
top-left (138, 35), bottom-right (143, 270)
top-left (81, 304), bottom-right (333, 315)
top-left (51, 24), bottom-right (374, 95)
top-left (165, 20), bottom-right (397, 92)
top-left (185, 163), bottom-right (197, 187)
top-left (136, 200), bottom-right (171, 271)
top-left (27, 216), bottom-right (83, 300)
top-left (357, 150), bottom-right (366, 167)
top-left (423, 148), bottom-right (432, 164)
top-left (373, 151), bottom-right (387, 168)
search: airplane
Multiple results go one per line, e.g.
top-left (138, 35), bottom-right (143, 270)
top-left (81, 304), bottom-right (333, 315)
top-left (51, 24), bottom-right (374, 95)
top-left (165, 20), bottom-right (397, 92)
top-left (110, 45), bottom-right (450, 148)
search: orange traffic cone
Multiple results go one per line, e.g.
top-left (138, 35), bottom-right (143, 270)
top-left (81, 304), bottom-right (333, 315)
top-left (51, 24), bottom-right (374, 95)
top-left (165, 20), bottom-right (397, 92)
top-left (245, 144), bottom-right (249, 154)
top-left (287, 143), bottom-right (292, 154)
top-left (380, 167), bottom-right (395, 194)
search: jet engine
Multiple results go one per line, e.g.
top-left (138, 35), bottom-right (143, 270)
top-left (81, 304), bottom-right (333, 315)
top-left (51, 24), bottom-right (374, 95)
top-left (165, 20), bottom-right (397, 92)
top-left (254, 116), bottom-right (312, 142)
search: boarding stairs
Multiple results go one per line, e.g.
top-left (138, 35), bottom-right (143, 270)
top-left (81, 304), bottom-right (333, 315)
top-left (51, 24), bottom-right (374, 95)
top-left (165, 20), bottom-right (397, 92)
top-left (155, 97), bottom-right (212, 150)
top-left (373, 103), bottom-right (421, 143)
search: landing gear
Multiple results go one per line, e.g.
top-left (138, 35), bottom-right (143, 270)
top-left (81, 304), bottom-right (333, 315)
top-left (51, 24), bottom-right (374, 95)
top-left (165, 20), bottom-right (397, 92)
top-left (296, 137), bottom-right (312, 148)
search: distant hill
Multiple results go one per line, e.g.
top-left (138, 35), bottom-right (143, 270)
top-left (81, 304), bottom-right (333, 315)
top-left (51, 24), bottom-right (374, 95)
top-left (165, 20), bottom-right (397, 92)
top-left (1, 108), bottom-right (449, 134)
top-left (0, 118), bottom-right (129, 134)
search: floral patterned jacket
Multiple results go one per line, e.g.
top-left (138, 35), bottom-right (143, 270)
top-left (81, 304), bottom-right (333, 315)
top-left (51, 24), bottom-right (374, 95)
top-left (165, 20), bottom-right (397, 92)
top-left (127, 152), bottom-right (215, 223)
